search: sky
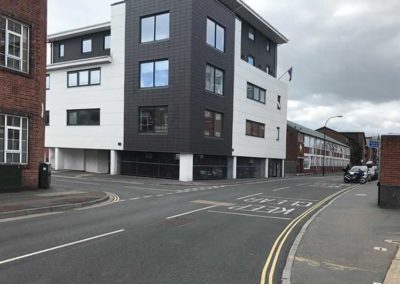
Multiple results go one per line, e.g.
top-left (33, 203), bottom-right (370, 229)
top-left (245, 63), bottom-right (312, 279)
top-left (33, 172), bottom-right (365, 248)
top-left (48, 0), bottom-right (400, 136)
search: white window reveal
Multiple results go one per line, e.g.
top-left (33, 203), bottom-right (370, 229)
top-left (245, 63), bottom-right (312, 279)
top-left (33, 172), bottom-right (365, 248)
top-left (0, 114), bottom-right (28, 164)
top-left (0, 16), bottom-right (29, 73)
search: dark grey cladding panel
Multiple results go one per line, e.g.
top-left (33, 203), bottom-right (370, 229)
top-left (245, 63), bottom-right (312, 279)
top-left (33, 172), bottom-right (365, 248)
top-left (52, 31), bottom-right (111, 63)
top-left (124, 0), bottom-right (235, 156)
top-left (240, 20), bottom-right (277, 77)
top-left (190, 0), bottom-right (235, 156)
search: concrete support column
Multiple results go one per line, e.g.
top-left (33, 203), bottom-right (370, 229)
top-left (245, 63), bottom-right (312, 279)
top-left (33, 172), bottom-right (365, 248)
top-left (110, 150), bottom-right (121, 175)
top-left (54, 148), bottom-right (63, 171)
top-left (179, 153), bottom-right (194, 182)
top-left (228, 156), bottom-right (237, 179)
top-left (282, 159), bottom-right (285, 178)
top-left (264, 158), bottom-right (269, 178)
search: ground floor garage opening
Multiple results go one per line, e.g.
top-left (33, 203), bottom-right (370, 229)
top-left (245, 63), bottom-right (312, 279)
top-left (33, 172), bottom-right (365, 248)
top-left (121, 151), bottom-right (179, 179)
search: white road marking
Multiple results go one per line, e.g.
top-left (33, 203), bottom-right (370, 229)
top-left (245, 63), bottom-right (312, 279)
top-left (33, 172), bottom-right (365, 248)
top-left (297, 183), bottom-right (310, 187)
top-left (374, 247), bottom-right (387, 252)
top-left (237, 193), bottom-right (263, 200)
top-left (167, 205), bottom-right (218, 220)
top-left (156, 194), bottom-right (164, 197)
top-left (142, 195), bottom-right (153, 199)
top-left (0, 229), bottom-right (125, 265)
top-left (373, 282), bottom-right (382, 284)
top-left (0, 212), bottom-right (62, 223)
top-left (273, 187), bottom-right (291, 192)
top-left (54, 179), bottom-right (100, 186)
top-left (208, 210), bottom-right (291, 220)
top-left (355, 194), bottom-right (367, 196)
top-left (125, 186), bottom-right (176, 192)
top-left (130, 197), bottom-right (140, 201)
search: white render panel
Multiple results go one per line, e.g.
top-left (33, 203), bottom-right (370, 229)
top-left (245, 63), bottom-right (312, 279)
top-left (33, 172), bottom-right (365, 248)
top-left (232, 18), bottom-right (288, 159)
top-left (45, 3), bottom-right (126, 151)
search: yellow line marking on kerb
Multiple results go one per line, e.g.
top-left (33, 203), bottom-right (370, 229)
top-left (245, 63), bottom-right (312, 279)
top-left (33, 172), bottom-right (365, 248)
top-left (260, 185), bottom-right (359, 284)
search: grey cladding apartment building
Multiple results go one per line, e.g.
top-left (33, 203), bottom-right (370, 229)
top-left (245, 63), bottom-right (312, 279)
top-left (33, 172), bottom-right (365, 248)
top-left (45, 0), bottom-right (289, 181)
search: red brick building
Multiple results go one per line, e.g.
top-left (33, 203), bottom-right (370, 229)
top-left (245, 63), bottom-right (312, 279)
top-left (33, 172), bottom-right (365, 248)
top-left (0, 0), bottom-right (47, 189)
top-left (379, 135), bottom-right (400, 208)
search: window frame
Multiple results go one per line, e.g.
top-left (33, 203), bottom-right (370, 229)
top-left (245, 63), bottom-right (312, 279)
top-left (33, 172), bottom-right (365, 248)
top-left (139, 59), bottom-right (169, 89)
top-left (66, 109), bottom-right (100, 126)
top-left (140, 12), bottom-right (170, 44)
top-left (59, 43), bottom-right (65, 58)
top-left (204, 110), bottom-right (223, 138)
top-left (0, 114), bottom-right (28, 165)
top-left (138, 106), bottom-right (169, 134)
top-left (67, 68), bottom-right (101, 88)
top-left (46, 74), bottom-right (50, 90)
top-left (246, 120), bottom-right (265, 138)
top-left (81, 38), bottom-right (92, 54)
top-left (0, 16), bottom-right (30, 73)
top-left (248, 26), bottom-right (255, 41)
top-left (247, 55), bottom-right (255, 66)
top-left (247, 82), bottom-right (266, 104)
top-left (206, 18), bottom-right (225, 52)
top-left (205, 64), bottom-right (224, 95)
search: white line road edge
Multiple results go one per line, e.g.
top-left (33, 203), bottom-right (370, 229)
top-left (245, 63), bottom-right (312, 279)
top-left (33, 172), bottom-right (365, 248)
top-left (0, 229), bottom-right (125, 265)
top-left (166, 205), bottom-right (218, 220)
top-left (273, 187), bottom-right (291, 192)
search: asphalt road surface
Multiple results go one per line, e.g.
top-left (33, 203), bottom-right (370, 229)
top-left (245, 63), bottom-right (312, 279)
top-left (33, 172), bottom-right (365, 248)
top-left (0, 173), bottom-right (356, 284)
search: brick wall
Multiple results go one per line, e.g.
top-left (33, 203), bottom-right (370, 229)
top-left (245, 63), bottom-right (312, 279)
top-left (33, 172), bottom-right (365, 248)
top-left (0, 0), bottom-right (47, 189)
top-left (380, 135), bottom-right (400, 186)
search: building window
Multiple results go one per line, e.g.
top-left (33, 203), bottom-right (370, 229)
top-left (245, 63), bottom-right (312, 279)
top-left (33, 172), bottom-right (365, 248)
top-left (266, 65), bottom-right (270, 74)
top-left (59, 44), bottom-right (65, 57)
top-left (204, 110), bottom-right (223, 138)
top-left (45, 111), bottom-right (49, 126)
top-left (0, 114), bottom-right (28, 164)
top-left (276, 127), bottom-right (280, 141)
top-left (277, 95), bottom-right (281, 110)
top-left (46, 74), bottom-right (50, 90)
top-left (248, 26), bottom-right (255, 41)
top-left (247, 55), bottom-right (255, 66)
top-left (141, 12), bottom-right (170, 43)
top-left (0, 16), bottom-right (29, 73)
top-left (67, 68), bottom-right (101, 87)
top-left (206, 18), bottom-right (225, 52)
top-left (304, 156), bottom-right (311, 169)
top-left (247, 83), bottom-right (266, 104)
top-left (104, 35), bottom-right (111, 50)
top-left (139, 106), bottom-right (168, 134)
top-left (67, 109), bottom-right (100, 126)
top-left (140, 59), bottom-right (169, 88)
top-left (266, 40), bottom-right (270, 52)
top-left (246, 120), bottom-right (265, 138)
top-left (82, 38), bottom-right (92, 53)
top-left (205, 64), bottom-right (224, 95)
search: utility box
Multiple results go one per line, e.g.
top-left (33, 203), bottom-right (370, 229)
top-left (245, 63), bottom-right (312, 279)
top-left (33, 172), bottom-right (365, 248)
top-left (378, 135), bottom-right (400, 208)
top-left (0, 165), bottom-right (22, 191)
top-left (38, 163), bottom-right (51, 189)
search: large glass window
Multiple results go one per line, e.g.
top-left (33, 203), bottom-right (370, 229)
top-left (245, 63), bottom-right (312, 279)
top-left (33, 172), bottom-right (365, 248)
top-left (0, 114), bottom-right (28, 164)
top-left (140, 59), bottom-right (169, 88)
top-left (247, 83), bottom-right (266, 104)
top-left (205, 64), bottom-right (224, 95)
top-left (141, 12), bottom-right (170, 43)
top-left (204, 110), bottom-right (223, 138)
top-left (67, 68), bottom-right (101, 87)
top-left (0, 16), bottom-right (29, 73)
top-left (206, 18), bottom-right (225, 52)
top-left (82, 38), bottom-right (92, 53)
top-left (104, 35), bottom-right (111, 50)
top-left (247, 55), bottom-right (255, 66)
top-left (248, 26), bottom-right (255, 41)
top-left (67, 109), bottom-right (100, 126)
top-left (246, 120), bottom-right (265, 138)
top-left (139, 106), bottom-right (168, 134)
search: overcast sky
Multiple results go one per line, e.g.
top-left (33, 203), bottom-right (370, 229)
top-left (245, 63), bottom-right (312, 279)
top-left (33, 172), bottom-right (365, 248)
top-left (48, 0), bottom-right (400, 136)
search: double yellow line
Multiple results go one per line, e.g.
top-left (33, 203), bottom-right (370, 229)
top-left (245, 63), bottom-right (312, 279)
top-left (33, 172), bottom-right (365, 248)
top-left (260, 184), bottom-right (360, 284)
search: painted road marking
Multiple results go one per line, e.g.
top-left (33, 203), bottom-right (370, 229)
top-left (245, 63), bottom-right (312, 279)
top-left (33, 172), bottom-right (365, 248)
top-left (260, 184), bottom-right (360, 284)
top-left (191, 200), bottom-right (235, 207)
top-left (142, 195), bottom-right (153, 199)
top-left (54, 179), bottom-right (100, 186)
top-left (374, 247), bottom-right (387, 252)
top-left (0, 229), bottom-right (125, 265)
top-left (156, 194), bottom-right (165, 197)
top-left (125, 186), bottom-right (177, 192)
top-left (167, 205), bottom-right (218, 220)
top-left (208, 210), bottom-right (291, 220)
top-left (130, 197), bottom-right (140, 201)
top-left (237, 193), bottom-right (263, 200)
top-left (355, 194), bottom-right (367, 196)
top-left (272, 187), bottom-right (290, 192)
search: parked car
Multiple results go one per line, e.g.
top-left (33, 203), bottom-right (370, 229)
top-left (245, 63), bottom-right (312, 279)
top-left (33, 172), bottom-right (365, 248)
top-left (366, 161), bottom-right (379, 180)
top-left (344, 166), bottom-right (368, 184)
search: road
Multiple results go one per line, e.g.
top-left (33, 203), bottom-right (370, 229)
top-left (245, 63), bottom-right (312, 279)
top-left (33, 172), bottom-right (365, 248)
top-left (0, 173), bottom-right (355, 284)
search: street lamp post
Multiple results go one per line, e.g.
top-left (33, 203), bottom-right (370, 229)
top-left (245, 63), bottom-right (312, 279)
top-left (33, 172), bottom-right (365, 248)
top-left (322, 115), bottom-right (343, 176)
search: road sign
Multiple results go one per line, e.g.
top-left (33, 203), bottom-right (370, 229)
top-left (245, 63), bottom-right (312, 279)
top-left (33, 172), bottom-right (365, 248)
top-left (369, 140), bottom-right (380, 148)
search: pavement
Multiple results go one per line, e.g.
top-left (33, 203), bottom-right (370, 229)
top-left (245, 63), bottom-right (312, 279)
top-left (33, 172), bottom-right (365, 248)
top-left (290, 181), bottom-right (400, 284)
